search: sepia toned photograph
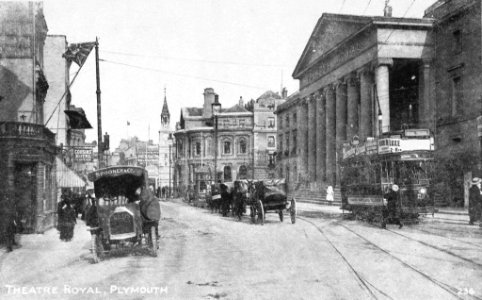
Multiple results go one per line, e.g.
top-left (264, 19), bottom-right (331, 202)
top-left (0, 0), bottom-right (481, 299)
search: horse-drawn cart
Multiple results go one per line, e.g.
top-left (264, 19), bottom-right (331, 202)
top-left (245, 179), bottom-right (296, 225)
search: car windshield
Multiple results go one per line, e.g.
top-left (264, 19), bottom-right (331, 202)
top-left (94, 174), bottom-right (145, 205)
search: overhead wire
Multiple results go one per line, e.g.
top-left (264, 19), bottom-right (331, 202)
top-left (99, 58), bottom-right (269, 90)
top-left (102, 50), bottom-right (288, 68)
top-left (362, 0), bottom-right (372, 15)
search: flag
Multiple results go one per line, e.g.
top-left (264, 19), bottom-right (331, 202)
top-left (63, 42), bottom-right (96, 67)
top-left (127, 121), bottom-right (130, 126)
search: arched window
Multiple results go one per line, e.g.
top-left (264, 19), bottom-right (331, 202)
top-left (223, 140), bottom-right (231, 154)
top-left (224, 166), bottom-right (232, 182)
top-left (238, 165), bottom-right (247, 179)
top-left (239, 138), bottom-right (247, 154)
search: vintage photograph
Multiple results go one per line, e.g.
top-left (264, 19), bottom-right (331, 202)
top-left (0, 0), bottom-right (481, 299)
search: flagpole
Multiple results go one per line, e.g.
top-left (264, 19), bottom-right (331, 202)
top-left (95, 37), bottom-right (103, 168)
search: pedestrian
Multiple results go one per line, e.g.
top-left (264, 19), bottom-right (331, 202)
top-left (4, 200), bottom-right (18, 252)
top-left (61, 201), bottom-right (77, 241)
top-left (469, 177), bottom-right (482, 225)
top-left (382, 184), bottom-right (403, 229)
top-left (326, 186), bottom-right (334, 202)
top-left (57, 194), bottom-right (67, 235)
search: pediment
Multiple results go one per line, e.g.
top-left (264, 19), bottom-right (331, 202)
top-left (293, 14), bottom-right (372, 78)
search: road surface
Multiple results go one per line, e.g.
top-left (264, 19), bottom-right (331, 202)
top-left (1, 199), bottom-right (481, 300)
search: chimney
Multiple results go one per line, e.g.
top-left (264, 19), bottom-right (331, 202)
top-left (203, 88), bottom-right (215, 118)
top-left (239, 96), bottom-right (244, 107)
top-left (384, 0), bottom-right (392, 17)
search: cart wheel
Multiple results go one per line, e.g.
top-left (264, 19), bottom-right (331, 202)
top-left (149, 226), bottom-right (159, 257)
top-left (250, 205), bottom-right (256, 223)
top-left (91, 234), bottom-right (102, 263)
top-left (279, 210), bottom-right (284, 222)
top-left (257, 200), bottom-right (264, 225)
top-left (290, 198), bottom-right (296, 224)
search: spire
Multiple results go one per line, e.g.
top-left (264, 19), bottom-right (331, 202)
top-left (161, 86), bottom-right (170, 129)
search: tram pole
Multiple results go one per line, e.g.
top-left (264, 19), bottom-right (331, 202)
top-left (95, 37), bottom-right (103, 169)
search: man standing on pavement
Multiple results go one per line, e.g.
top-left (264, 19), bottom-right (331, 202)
top-left (468, 177), bottom-right (482, 225)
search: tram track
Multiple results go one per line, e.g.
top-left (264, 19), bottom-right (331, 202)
top-left (298, 216), bottom-right (481, 300)
top-left (336, 222), bottom-right (482, 300)
top-left (415, 227), bottom-right (482, 250)
top-left (383, 228), bottom-right (482, 268)
top-left (297, 216), bottom-right (387, 300)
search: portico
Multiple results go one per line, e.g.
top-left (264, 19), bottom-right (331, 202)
top-left (279, 13), bottom-right (434, 190)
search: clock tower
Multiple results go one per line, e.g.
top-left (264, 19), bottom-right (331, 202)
top-left (158, 87), bottom-right (173, 196)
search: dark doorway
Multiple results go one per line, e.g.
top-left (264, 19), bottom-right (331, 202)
top-left (14, 163), bottom-right (37, 233)
top-left (223, 166), bottom-right (232, 182)
top-left (238, 165), bottom-right (247, 179)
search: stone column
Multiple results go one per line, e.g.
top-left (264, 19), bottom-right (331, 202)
top-left (418, 60), bottom-right (432, 129)
top-left (307, 95), bottom-right (316, 183)
top-left (325, 84), bottom-right (336, 186)
top-left (359, 67), bottom-right (373, 140)
top-left (346, 73), bottom-right (359, 140)
top-left (375, 58), bottom-right (393, 134)
top-left (297, 102), bottom-right (306, 182)
top-left (335, 80), bottom-right (347, 145)
top-left (315, 91), bottom-right (325, 183)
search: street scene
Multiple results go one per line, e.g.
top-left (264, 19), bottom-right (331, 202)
top-left (2, 0), bottom-right (482, 299)
top-left (1, 200), bottom-right (481, 299)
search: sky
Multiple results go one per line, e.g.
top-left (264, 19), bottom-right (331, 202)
top-left (42, 0), bottom-right (437, 148)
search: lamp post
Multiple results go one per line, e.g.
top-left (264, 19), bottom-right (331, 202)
top-left (212, 97), bottom-right (221, 182)
top-left (168, 133), bottom-right (173, 198)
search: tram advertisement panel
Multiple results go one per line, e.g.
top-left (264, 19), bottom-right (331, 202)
top-left (347, 196), bottom-right (384, 206)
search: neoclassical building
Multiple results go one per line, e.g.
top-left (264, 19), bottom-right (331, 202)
top-left (174, 88), bottom-right (284, 197)
top-left (277, 12), bottom-right (434, 194)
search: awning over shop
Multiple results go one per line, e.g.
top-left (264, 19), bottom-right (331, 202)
top-left (55, 157), bottom-right (86, 188)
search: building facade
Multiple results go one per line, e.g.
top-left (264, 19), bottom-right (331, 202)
top-left (425, 0), bottom-right (482, 207)
top-left (277, 12), bottom-right (434, 196)
top-left (174, 88), bottom-right (284, 197)
top-left (0, 2), bottom-right (57, 235)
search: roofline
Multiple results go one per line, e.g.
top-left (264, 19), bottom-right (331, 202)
top-left (292, 13), bottom-right (433, 79)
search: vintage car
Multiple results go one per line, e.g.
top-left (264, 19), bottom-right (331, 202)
top-left (86, 166), bottom-right (161, 263)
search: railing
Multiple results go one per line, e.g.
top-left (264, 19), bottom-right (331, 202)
top-left (0, 121), bottom-right (55, 143)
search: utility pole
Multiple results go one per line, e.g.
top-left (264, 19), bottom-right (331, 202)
top-left (95, 37), bottom-right (103, 168)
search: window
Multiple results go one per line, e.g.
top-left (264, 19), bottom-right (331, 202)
top-left (285, 135), bottom-right (290, 152)
top-left (267, 117), bottom-right (275, 128)
top-left (223, 119), bottom-right (230, 128)
top-left (453, 30), bottom-right (462, 54)
top-left (239, 119), bottom-right (245, 128)
top-left (268, 136), bottom-right (275, 148)
top-left (239, 139), bottom-right (247, 154)
top-left (223, 141), bottom-right (231, 154)
top-left (286, 115), bottom-right (290, 128)
top-left (292, 131), bottom-right (297, 153)
top-left (279, 135), bottom-right (283, 152)
top-left (293, 112), bottom-right (297, 124)
top-left (195, 141), bottom-right (201, 156)
top-left (178, 140), bottom-right (183, 155)
top-left (451, 76), bottom-right (463, 116)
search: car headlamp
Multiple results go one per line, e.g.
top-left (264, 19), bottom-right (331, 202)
top-left (419, 187), bottom-right (427, 195)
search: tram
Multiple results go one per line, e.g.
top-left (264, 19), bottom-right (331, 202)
top-left (340, 128), bottom-right (435, 224)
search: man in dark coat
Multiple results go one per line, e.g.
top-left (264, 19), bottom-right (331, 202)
top-left (4, 200), bottom-right (18, 252)
top-left (382, 184), bottom-right (403, 229)
top-left (469, 177), bottom-right (482, 225)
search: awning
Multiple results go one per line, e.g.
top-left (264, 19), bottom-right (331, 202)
top-left (55, 157), bottom-right (86, 188)
top-left (65, 109), bottom-right (93, 129)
